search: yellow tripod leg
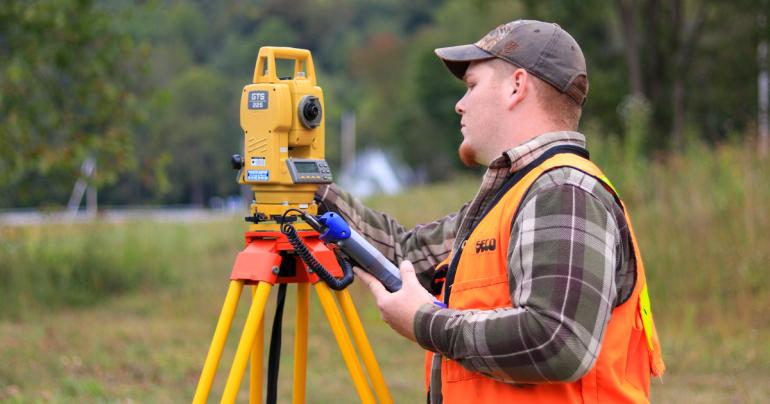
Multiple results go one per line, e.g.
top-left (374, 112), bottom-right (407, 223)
top-left (314, 282), bottom-right (376, 404)
top-left (249, 287), bottom-right (265, 404)
top-left (221, 282), bottom-right (273, 404)
top-left (193, 280), bottom-right (244, 404)
top-left (292, 283), bottom-right (310, 404)
top-left (335, 290), bottom-right (393, 404)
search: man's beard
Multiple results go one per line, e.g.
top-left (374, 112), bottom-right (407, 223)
top-left (458, 141), bottom-right (478, 167)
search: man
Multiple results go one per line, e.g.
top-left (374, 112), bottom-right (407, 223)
top-left (316, 20), bottom-right (665, 403)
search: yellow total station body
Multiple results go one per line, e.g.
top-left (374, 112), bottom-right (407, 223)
top-left (238, 47), bottom-right (330, 231)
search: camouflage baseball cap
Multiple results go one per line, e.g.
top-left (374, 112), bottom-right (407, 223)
top-left (435, 20), bottom-right (589, 105)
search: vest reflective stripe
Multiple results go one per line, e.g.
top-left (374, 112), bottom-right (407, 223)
top-left (425, 153), bottom-right (665, 403)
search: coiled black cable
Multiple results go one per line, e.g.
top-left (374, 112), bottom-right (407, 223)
top-left (280, 209), bottom-right (354, 290)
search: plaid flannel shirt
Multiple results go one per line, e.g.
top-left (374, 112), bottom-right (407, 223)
top-left (316, 131), bottom-right (635, 400)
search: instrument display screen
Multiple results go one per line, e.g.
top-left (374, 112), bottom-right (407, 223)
top-left (286, 158), bottom-right (332, 184)
top-left (294, 161), bottom-right (320, 173)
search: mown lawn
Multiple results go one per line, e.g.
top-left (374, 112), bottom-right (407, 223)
top-left (1, 140), bottom-right (769, 402)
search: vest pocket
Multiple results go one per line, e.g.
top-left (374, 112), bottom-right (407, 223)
top-left (449, 274), bottom-right (511, 310)
top-left (443, 274), bottom-right (511, 383)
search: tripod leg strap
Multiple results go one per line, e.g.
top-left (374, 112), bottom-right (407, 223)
top-left (266, 283), bottom-right (288, 404)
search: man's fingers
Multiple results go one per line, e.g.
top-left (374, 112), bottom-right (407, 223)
top-left (352, 267), bottom-right (375, 286)
top-left (353, 267), bottom-right (388, 299)
top-left (399, 260), bottom-right (417, 283)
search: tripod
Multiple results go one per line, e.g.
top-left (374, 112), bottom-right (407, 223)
top-left (192, 228), bottom-right (393, 404)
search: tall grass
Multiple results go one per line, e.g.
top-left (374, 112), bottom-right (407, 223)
top-left (0, 218), bottom-right (242, 319)
top-left (604, 139), bottom-right (770, 372)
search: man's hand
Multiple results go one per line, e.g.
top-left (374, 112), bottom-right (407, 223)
top-left (353, 261), bottom-right (436, 342)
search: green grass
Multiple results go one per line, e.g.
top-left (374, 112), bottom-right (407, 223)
top-left (1, 139), bottom-right (769, 402)
top-left (603, 139), bottom-right (770, 376)
top-left (0, 217), bottom-right (244, 320)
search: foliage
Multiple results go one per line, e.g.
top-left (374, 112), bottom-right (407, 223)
top-left (0, 0), bottom-right (146, 207)
top-left (0, 0), bottom-right (768, 207)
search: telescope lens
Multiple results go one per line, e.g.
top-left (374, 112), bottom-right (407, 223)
top-left (304, 103), bottom-right (319, 121)
top-left (298, 96), bottom-right (322, 128)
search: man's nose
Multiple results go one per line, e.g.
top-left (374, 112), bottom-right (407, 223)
top-left (455, 96), bottom-right (465, 115)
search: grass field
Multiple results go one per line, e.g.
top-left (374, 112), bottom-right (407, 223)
top-left (1, 139), bottom-right (769, 402)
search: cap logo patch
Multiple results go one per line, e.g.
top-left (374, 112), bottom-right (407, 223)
top-left (475, 23), bottom-right (515, 50)
top-left (502, 41), bottom-right (519, 54)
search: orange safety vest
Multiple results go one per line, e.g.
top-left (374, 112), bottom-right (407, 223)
top-left (425, 151), bottom-right (665, 403)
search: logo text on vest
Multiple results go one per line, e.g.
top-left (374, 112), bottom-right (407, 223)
top-left (475, 238), bottom-right (497, 254)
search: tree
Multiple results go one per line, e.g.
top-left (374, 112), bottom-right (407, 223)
top-left (613, 0), bottom-right (761, 149)
top-left (0, 0), bottom-right (146, 207)
top-left (147, 67), bottom-right (240, 205)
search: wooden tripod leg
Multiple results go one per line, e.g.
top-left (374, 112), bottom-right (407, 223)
top-left (314, 282), bottom-right (377, 404)
top-left (335, 289), bottom-right (394, 404)
top-left (292, 283), bottom-right (310, 404)
top-left (221, 282), bottom-right (273, 404)
top-left (250, 287), bottom-right (265, 404)
top-left (193, 280), bottom-right (244, 404)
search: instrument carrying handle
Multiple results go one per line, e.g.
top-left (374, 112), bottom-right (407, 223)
top-left (253, 46), bottom-right (317, 85)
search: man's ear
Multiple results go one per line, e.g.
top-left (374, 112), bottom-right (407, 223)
top-left (505, 68), bottom-right (529, 110)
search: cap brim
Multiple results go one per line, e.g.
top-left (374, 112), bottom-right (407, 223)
top-left (434, 44), bottom-right (494, 80)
